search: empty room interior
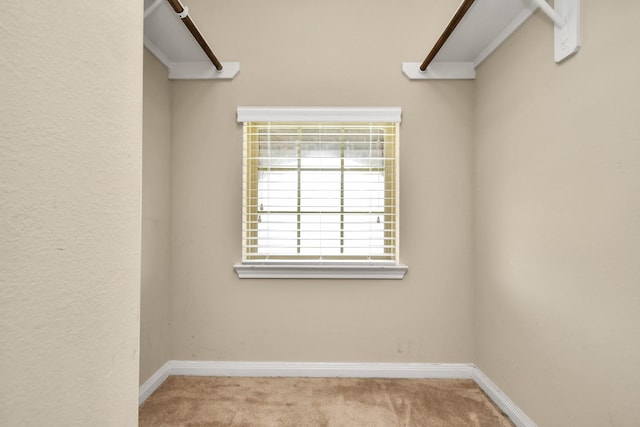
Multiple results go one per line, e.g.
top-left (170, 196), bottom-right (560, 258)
top-left (3, 0), bottom-right (639, 426)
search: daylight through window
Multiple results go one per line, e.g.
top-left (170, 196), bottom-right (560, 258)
top-left (238, 107), bottom-right (401, 267)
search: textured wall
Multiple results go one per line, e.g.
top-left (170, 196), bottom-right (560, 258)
top-left (141, 50), bottom-right (172, 385)
top-left (169, 0), bottom-right (475, 363)
top-left (0, 1), bottom-right (142, 425)
top-left (474, 2), bottom-right (640, 426)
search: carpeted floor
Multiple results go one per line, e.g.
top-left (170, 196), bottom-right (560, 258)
top-left (139, 376), bottom-right (514, 426)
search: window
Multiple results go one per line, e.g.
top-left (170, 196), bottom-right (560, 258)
top-left (235, 107), bottom-right (407, 279)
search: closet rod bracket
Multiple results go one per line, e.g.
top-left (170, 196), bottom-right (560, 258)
top-left (531, 0), bottom-right (565, 28)
top-left (176, 5), bottom-right (189, 19)
top-left (534, 0), bottom-right (581, 63)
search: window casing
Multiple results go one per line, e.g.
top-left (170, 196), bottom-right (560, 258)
top-left (235, 107), bottom-right (407, 279)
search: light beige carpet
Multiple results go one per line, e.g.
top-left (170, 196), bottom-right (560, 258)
top-left (139, 376), bottom-right (514, 426)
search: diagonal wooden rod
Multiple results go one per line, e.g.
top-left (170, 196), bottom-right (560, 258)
top-left (166, 0), bottom-right (223, 71)
top-left (420, 0), bottom-right (476, 72)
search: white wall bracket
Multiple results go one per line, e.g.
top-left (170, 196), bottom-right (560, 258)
top-left (548, 0), bottom-right (581, 63)
top-left (531, 0), bottom-right (566, 28)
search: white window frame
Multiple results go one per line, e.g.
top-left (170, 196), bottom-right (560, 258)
top-left (234, 107), bottom-right (407, 279)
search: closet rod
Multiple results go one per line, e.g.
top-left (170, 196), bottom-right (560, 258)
top-left (166, 0), bottom-right (224, 71)
top-left (420, 0), bottom-right (476, 72)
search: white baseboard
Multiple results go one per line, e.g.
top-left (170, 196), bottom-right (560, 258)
top-left (138, 361), bottom-right (171, 406)
top-left (167, 360), bottom-right (476, 379)
top-left (139, 361), bottom-right (536, 427)
top-left (471, 367), bottom-right (537, 427)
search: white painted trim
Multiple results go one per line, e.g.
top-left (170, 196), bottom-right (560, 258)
top-left (138, 361), bottom-right (171, 406)
top-left (168, 61), bottom-right (240, 80)
top-left (139, 361), bottom-right (536, 426)
top-left (166, 361), bottom-right (475, 379)
top-left (402, 62), bottom-right (476, 80)
top-left (472, 366), bottom-right (538, 427)
top-left (236, 107), bottom-right (402, 123)
top-left (473, 4), bottom-right (539, 68)
top-left (233, 263), bottom-right (408, 280)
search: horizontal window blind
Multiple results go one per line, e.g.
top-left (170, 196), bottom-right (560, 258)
top-left (239, 108), bottom-right (400, 264)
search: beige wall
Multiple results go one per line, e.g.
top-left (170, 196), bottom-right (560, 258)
top-left (474, 2), bottom-right (640, 426)
top-left (140, 2), bottom-right (640, 425)
top-left (0, 1), bottom-right (142, 426)
top-left (141, 50), bottom-right (172, 384)
top-left (168, 0), bottom-right (475, 363)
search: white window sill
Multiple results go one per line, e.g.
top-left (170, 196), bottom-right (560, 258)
top-left (233, 263), bottom-right (408, 280)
